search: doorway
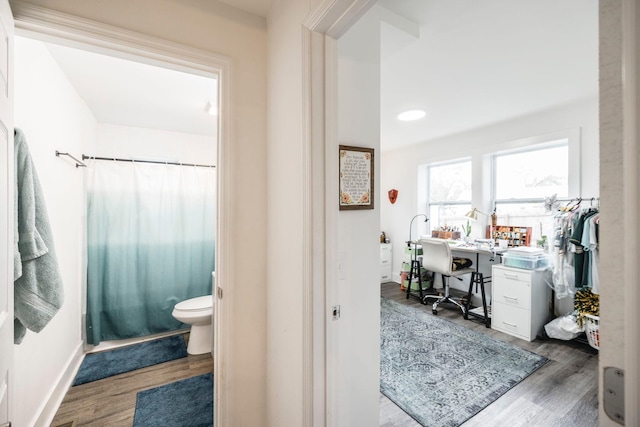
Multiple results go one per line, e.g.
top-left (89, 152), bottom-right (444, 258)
top-left (11, 27), bottom-right (226, 426)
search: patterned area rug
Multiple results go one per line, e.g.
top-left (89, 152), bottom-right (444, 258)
top-left (380, 297), bottom-right (548, 427)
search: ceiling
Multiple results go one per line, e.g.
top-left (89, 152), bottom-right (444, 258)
top-left (34, 0), bottom-right (598, 151)
top-left (373, 0), bottom-right (598, 150)
top-left (42, 40), bottom-right (218, 137)
top-left (217, 0), bottom-right (274, 17)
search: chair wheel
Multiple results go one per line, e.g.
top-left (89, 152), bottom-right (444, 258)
top-left (432, 309), bottom-right (438, 315)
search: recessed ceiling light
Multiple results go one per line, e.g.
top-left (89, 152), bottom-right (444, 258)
top-left (397, 110), bottom-right (426, 121)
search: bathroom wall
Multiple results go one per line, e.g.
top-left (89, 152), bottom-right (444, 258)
top-left (96, 123), bottom-right (216, 165)
top-left (14, 36), bottom-right (97, 427)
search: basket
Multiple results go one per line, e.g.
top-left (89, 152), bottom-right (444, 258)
top-left (583, 314), bottom-right (600, 350)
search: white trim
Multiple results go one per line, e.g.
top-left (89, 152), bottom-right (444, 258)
top-left (304, 2), bottom-right (377, 425)
top-left (324, 35), bottom-right (340, 427)
top-left (304, 0), bottom-right (375, 39)
top-left (33, 341), bottom-right (83, 427)
top-left (301, 26), bottom-right (314, 427)
top-left (622, 0), bottom-right (639, 423)
top-left (9, 4), bottom-right (234, 425)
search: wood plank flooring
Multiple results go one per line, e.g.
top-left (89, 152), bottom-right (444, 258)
top-left (50, 286), bottom-right (597, 426)
top-left (50, 334), bottom-right (213, 427)
top-left (380, 281), bottom-right (599, 427)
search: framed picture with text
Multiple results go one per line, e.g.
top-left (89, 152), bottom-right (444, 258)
top-left (339, 145), bottom-right (374, 210)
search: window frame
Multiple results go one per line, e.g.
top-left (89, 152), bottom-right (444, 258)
top-left (427, 157), bottom-right (473, 229)
top-left (491, 140), bottom-right (571, 208)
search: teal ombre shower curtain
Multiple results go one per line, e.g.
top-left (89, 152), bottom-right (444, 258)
top-left (86, 160), bottom-right (216, 345)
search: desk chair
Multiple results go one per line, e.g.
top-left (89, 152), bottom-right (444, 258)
top-left (419, 238), bottom-right (475, 316)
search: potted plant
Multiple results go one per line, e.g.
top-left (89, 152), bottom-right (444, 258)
top-left (463, 220), bottom-right (472, 242)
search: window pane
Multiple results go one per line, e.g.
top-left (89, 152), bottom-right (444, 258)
top-left (429, 161), bottom-right (472, 202)
top-left (494, 144), bottom-right (568, 199)
top-left (429, 204), bottom-right (472, 233)
top-left (494, 202), bottom-right (554, 244)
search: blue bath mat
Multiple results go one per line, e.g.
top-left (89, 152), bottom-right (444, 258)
top-left (133, 373), bottom-right (213, 427)
top-left (73, 335), bottom-right (188, 386)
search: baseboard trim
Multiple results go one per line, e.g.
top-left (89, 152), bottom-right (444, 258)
top-left (34, 340), bottom-right (84, 427)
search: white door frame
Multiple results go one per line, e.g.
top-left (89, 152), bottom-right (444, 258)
top-left (620, 0), bottom-right (640, 423)
top-left (9, 3), bottom-right (234, 424)
top-left (0, 0), bottom-right (13, 424)
top-left (302, 1), bottom-right (376, 425)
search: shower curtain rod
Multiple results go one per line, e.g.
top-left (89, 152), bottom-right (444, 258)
top-left (82, 154), bottom-right (215, 168)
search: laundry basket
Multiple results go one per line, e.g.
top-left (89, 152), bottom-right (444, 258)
top-left (583, 313), bottom-right (600, 350)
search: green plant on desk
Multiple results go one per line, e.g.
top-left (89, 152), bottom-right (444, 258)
top-left (463, 220), bottom-right (472, 237)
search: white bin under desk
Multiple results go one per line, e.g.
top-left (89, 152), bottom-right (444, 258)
top-left (491, 265), bottom-right (551, 341)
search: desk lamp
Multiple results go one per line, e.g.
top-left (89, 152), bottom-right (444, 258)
top-left (464, 207), bottom-right (488, 221)
top-left (407, 214), bottom-right (429, 247)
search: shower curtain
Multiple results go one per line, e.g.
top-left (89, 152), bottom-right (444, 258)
top-left (85, 160), bottom-right (216, 345)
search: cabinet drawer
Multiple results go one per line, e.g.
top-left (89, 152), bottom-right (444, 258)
top-left (493, 267), bottom-right (531, 283)
top-left (493, 277), bottom-right (531, 309)
top-left (380, 266), bottom-right (392, 283)
top-left (380, 252), bottom-right (391, 264)
top-left (492, 302), bottom-right (531, 340)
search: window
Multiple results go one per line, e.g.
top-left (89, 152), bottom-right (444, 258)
top-left (493, 142), bottom-right (569, 241)
top-left (428, 160), bottom-right (472, 231)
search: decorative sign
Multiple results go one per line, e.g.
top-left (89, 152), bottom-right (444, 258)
top-left (388, 189), bottom-right (398, 204)
top-left (339, 145), bottom-right (374, 210)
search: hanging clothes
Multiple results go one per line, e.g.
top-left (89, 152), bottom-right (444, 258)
top-left (13, 128), bottom-right (64, 344)
top-left (551, 209), bottom-right (577, 298)
top-left (569, 209), bottom-right (597, 289)
top-left (588, 213), bottom-right (600, 294)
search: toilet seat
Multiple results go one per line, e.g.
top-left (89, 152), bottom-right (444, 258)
top-left (174, 295), bottom-right (212, 312)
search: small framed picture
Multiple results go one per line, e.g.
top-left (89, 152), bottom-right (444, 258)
top-left (339, 145), bottom-right (374, 210)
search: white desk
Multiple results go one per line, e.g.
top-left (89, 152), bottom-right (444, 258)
top-left (422, 239), bottom-right (506, 327)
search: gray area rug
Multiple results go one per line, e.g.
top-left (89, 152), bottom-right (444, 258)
top-left (380, 297), bottom-right (548, 427)
top-left (134, 373), bottom-right (213, 427)
top-left (73, 335), bottom-right (187, 386)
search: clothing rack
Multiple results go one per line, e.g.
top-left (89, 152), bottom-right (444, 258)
top-left (55, 150), bottom-right (87, 168)
top-left (555, 197), bottom-right (600, 212)
top-left (82, 154), bottom-right (216, 168)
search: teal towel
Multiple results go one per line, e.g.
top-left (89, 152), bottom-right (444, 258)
top-left (13, 128), bottom-right (64, 344)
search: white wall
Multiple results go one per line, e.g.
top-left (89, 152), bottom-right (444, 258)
top-left (14, 1), bottom-right (268, 425)
top-left (381, 97), bottom-right (599, 296)
top-left (336, 9), bottom-right (382, 427)
top-left (96, 123), bottom-right (216, 165)
top-left (265, 0), bottom-right (308, 424)
top-left (14, 36), bottom-right (96, 427)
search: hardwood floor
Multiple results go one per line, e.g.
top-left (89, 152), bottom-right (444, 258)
top-left (50, 286), bottom-right (597, 426)
top-left (50, 334), bottom-right (213, 427)
top-left (379, 281), bottom-right (599, 427)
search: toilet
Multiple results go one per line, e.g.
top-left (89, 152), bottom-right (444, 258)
top-left (172, 294), bottom-right (213, 355)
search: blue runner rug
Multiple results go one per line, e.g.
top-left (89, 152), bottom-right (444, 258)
top-left (73, 335), bottom-right (188, 386)
top-left (381, 297), bottom-right (549, 427)
top-left (134, 373), bottom-right (213, 427)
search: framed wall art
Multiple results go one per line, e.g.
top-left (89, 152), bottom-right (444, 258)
top-left (339, 145), bottom-right (374, 210)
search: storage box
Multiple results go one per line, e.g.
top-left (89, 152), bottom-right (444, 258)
top-left (431, 230), bottom-right (461, 240)
top-left (502, 252), bottom-right (550, 270)
top-left (403, 278), bottom-right (433, 291)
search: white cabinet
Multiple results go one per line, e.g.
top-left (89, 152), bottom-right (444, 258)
top-left (491, 265), bottom-right (551, 341)
top-left (380, 243), bottom-right (392, 283)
